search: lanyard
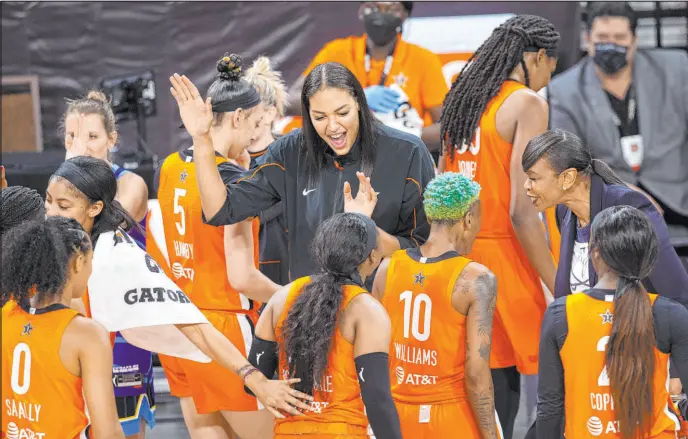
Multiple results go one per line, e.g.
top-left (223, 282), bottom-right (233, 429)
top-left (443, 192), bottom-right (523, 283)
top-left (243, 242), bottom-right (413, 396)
top-left (364, 40), bottom-right (396, 87)
top-left (610, 87), bottom-right (636, 128)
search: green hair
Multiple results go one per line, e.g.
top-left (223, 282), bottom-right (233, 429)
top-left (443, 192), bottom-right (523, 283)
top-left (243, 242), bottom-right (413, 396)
top-left (423, 172), bottom-right (481, 222)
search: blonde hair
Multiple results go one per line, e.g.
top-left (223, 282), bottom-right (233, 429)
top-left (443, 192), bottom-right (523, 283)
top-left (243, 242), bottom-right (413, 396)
top-left (60, 90), bottom-right (117, 136)
top-left (245, 57), bottom-right (287, 117)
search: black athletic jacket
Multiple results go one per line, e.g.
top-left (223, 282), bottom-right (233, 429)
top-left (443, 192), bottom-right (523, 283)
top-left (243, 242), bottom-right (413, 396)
top-left (205, 124), bottom-right (436, 280)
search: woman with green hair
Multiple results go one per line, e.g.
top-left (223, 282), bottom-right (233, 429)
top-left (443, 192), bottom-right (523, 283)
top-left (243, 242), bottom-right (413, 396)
top-left (373, 172), bottom-right (503, 439)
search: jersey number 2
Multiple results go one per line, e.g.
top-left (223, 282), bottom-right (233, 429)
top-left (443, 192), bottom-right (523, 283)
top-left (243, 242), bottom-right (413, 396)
top-left (400, 291), bottom-right (432, 342)
top-left (11, 343), bottom-right (31, 395)
top-left (174, 188), bottom-right (187, 236)
top-left (597, 336), bottom-right (610, 387)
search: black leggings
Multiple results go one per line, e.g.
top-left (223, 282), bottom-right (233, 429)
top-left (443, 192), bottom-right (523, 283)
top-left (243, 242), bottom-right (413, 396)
top-left (492, 366), bottom-right (520, 439)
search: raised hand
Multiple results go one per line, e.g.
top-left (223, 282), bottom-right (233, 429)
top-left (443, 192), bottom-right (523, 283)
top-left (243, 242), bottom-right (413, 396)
top-left (169, 74), bottom-right (213, 139)
top-left (344, 171), bottom-right (378, 217)
top-left (245, 373), bottom-right (313, 418)
top-left (65, 113), bottom-right (89, 159)
top-left (1, 166), bottom-right (7, 190)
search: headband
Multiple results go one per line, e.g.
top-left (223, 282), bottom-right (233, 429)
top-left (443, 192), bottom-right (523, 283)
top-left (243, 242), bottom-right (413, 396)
top-left (53, 160), bottom-right (98, 201)
top-left (211, 85), bottom-right (262, 113)
top-left (352, 213), bottom-right (378, 263)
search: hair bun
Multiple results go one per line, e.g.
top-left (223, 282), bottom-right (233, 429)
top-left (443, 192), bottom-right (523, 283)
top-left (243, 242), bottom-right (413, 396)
top-left (217, 53), bottom-right (243, 81)
top-left (86, 90), bottom-right (110, 104)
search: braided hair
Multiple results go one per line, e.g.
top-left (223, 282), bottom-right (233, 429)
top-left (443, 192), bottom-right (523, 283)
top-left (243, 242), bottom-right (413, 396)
top-left (0, 186), bottom-right (45, 235)
top-left (440, 14), bottom-right (560, 159)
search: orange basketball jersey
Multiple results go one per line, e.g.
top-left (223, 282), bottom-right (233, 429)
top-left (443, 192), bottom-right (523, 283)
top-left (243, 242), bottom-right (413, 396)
top-left (560, 293), bottom-right (681, 438)
top-left (156, 150), bottom-right (260, 312)
top-left (381, 249), bottom-right (472, 404)
top-left (444, 80), bottom-right (527, 238)
top-left (274, 277), bottom-right (369, 436)
top-left (2, 301), bottom-right (89, 438)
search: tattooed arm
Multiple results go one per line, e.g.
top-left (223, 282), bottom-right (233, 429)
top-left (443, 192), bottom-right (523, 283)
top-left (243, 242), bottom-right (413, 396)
top-left (456, 264), bottom-right (498, 439)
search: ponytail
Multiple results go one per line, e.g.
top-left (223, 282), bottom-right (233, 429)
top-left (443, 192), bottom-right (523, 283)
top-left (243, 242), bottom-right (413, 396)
top-left (591, 159), bottom-right (626, 186)
top-left (590, 205), bottom-right (659, 439)
top-left (606, 276), bottom-right (656, 439)
top-left (278, 212), bottom-right (378, 395)
top-left (280, 272), bottom-right (346, 394)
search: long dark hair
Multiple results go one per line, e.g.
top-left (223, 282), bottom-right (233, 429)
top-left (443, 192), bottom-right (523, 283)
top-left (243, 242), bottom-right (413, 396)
top-left (301, 62), bottom-right (377, 185)
top-left (1, 218), bottom-right (90, 307)
top-left (52, 156), bottom-right (136, 244)
top-left (279, 213), bottom-right (377, 394)
top-left (440, 14), bottom-right (559, 159)
top-left (522, 129), bottom-right (625, 186)
top-left (0, 186), bottom-right (45, 235)
top-left (589, 205), bottom-right (659, 439)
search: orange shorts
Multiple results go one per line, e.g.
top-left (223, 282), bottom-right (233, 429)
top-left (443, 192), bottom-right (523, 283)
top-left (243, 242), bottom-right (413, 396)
top-left (468, 236), bottom-right (547, 375)
top-left (181, 309), bottom-right (261, 414)
top-left (395, 400), bottom-right (503, 439)
top-left (275, 421), bottom-right (368, 438)
top-left (158, 354), bottom-right (192, 398)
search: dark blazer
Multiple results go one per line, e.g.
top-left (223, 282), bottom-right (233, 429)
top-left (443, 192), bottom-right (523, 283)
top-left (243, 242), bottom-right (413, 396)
top-left (555, 174), bottom-right (688, 309)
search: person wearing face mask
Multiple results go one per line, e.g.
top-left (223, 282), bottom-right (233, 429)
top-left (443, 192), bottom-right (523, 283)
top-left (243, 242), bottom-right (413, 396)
top-left (547, 2), bottom-right (688, 236)
top-left (283, 1), bottom-right (448, 163)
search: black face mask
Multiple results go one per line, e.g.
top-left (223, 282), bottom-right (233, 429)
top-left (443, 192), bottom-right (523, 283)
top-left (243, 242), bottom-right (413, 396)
top-left (363, 12), bottom-right (402, 47)
top-left (593, 43), bottom-right (629, 75)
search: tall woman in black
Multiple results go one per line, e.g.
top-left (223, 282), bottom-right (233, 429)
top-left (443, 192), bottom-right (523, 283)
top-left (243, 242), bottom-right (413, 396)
top-left (169, 61), bottom-right (435, 281)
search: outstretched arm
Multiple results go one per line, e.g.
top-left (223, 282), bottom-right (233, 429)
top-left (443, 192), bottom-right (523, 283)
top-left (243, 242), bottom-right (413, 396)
top-left (462, 266), bottom-right (498, 439)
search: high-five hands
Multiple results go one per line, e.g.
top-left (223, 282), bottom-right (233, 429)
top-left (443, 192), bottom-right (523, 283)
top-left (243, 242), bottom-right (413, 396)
top-left (169, 74), bottom-right (213, 139)
top-left (344, 171), bottom-right (378, 218)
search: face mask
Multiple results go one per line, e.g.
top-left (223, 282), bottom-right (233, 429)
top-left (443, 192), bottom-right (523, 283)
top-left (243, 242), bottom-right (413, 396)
top-left (593, 43), bottom-right (629, 75)
top-left (363, 11), bottom-right (402, 47)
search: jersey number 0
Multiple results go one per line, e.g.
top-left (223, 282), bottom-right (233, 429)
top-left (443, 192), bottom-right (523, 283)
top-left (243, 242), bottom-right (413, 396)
top-left (400, 291), bottom-right (432, 342)
top-left (10, 343), bottom-right (31, 395)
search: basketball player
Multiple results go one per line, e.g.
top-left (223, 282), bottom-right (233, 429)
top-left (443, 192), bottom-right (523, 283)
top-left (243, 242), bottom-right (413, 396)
top-left (2, 217), bottom-right (124, 438)
top-left (372, 172), bottom-right (501, 439)
top-left (0, 185), bottom-right (45, 234)
top-left (156, 53), bottom-right (282, 439)
top-left (439, 15), bottom-right (560, 436)
top-left (536, 205), bottom-right (688, 439)
top-left (45, 156), bottom-right (313, 419)
top-left (248, 212), bottom-right (403, 439)
top-left (61, 91), bottom-right (154, 438)
top-left (245, 56), bottom-right (290, 286)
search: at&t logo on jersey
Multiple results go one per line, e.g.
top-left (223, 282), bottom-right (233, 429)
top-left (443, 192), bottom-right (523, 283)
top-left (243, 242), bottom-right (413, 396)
top-left (4, 421), bottom-right (45, 439)
top-left (172, 262), bottom-right (194, 280)
top-left (587, 416), bottom-right (621, 436)
top-left (395, 366), bottom-right (405, 385)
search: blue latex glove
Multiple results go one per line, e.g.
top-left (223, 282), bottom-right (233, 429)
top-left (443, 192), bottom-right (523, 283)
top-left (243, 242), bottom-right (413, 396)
top-left (364, 86), bottom-right (401, 113)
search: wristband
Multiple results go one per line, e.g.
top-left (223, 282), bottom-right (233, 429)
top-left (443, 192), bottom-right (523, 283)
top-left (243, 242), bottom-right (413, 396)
top-left (240, 365), bottom-right (261, 383)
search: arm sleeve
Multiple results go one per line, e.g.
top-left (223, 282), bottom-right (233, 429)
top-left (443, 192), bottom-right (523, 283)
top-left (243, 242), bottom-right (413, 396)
top-left (396, 146), bottom-right (435, 249)
top-left (244, 336), bottom-right (279, 396)
top-left (204, 140), bottom-right (288, 227)
top-left (655, 298), bottom-right (688, 387)
top-left (354, 352), bottom-right (402, 439)
top-left (619, 190), bottom-right (688, 310)
top-left (536, 298), bottom-right (568, 439)
top-left (420, 53), bottom-right (449, 110)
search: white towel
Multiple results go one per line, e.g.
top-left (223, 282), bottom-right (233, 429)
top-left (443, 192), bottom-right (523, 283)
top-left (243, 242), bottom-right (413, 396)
top-left (88, 229), bottom-right (210, 362)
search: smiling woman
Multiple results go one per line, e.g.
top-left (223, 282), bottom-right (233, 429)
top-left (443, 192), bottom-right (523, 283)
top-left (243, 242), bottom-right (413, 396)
top-left (176, 61), bottom-right (436, 281)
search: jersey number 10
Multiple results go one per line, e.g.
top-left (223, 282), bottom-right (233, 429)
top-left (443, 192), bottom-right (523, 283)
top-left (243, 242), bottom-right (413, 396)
top-left (400, 291), bottom-right (432, 342)
top-left (10, 343), bottom-right (31, 395)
